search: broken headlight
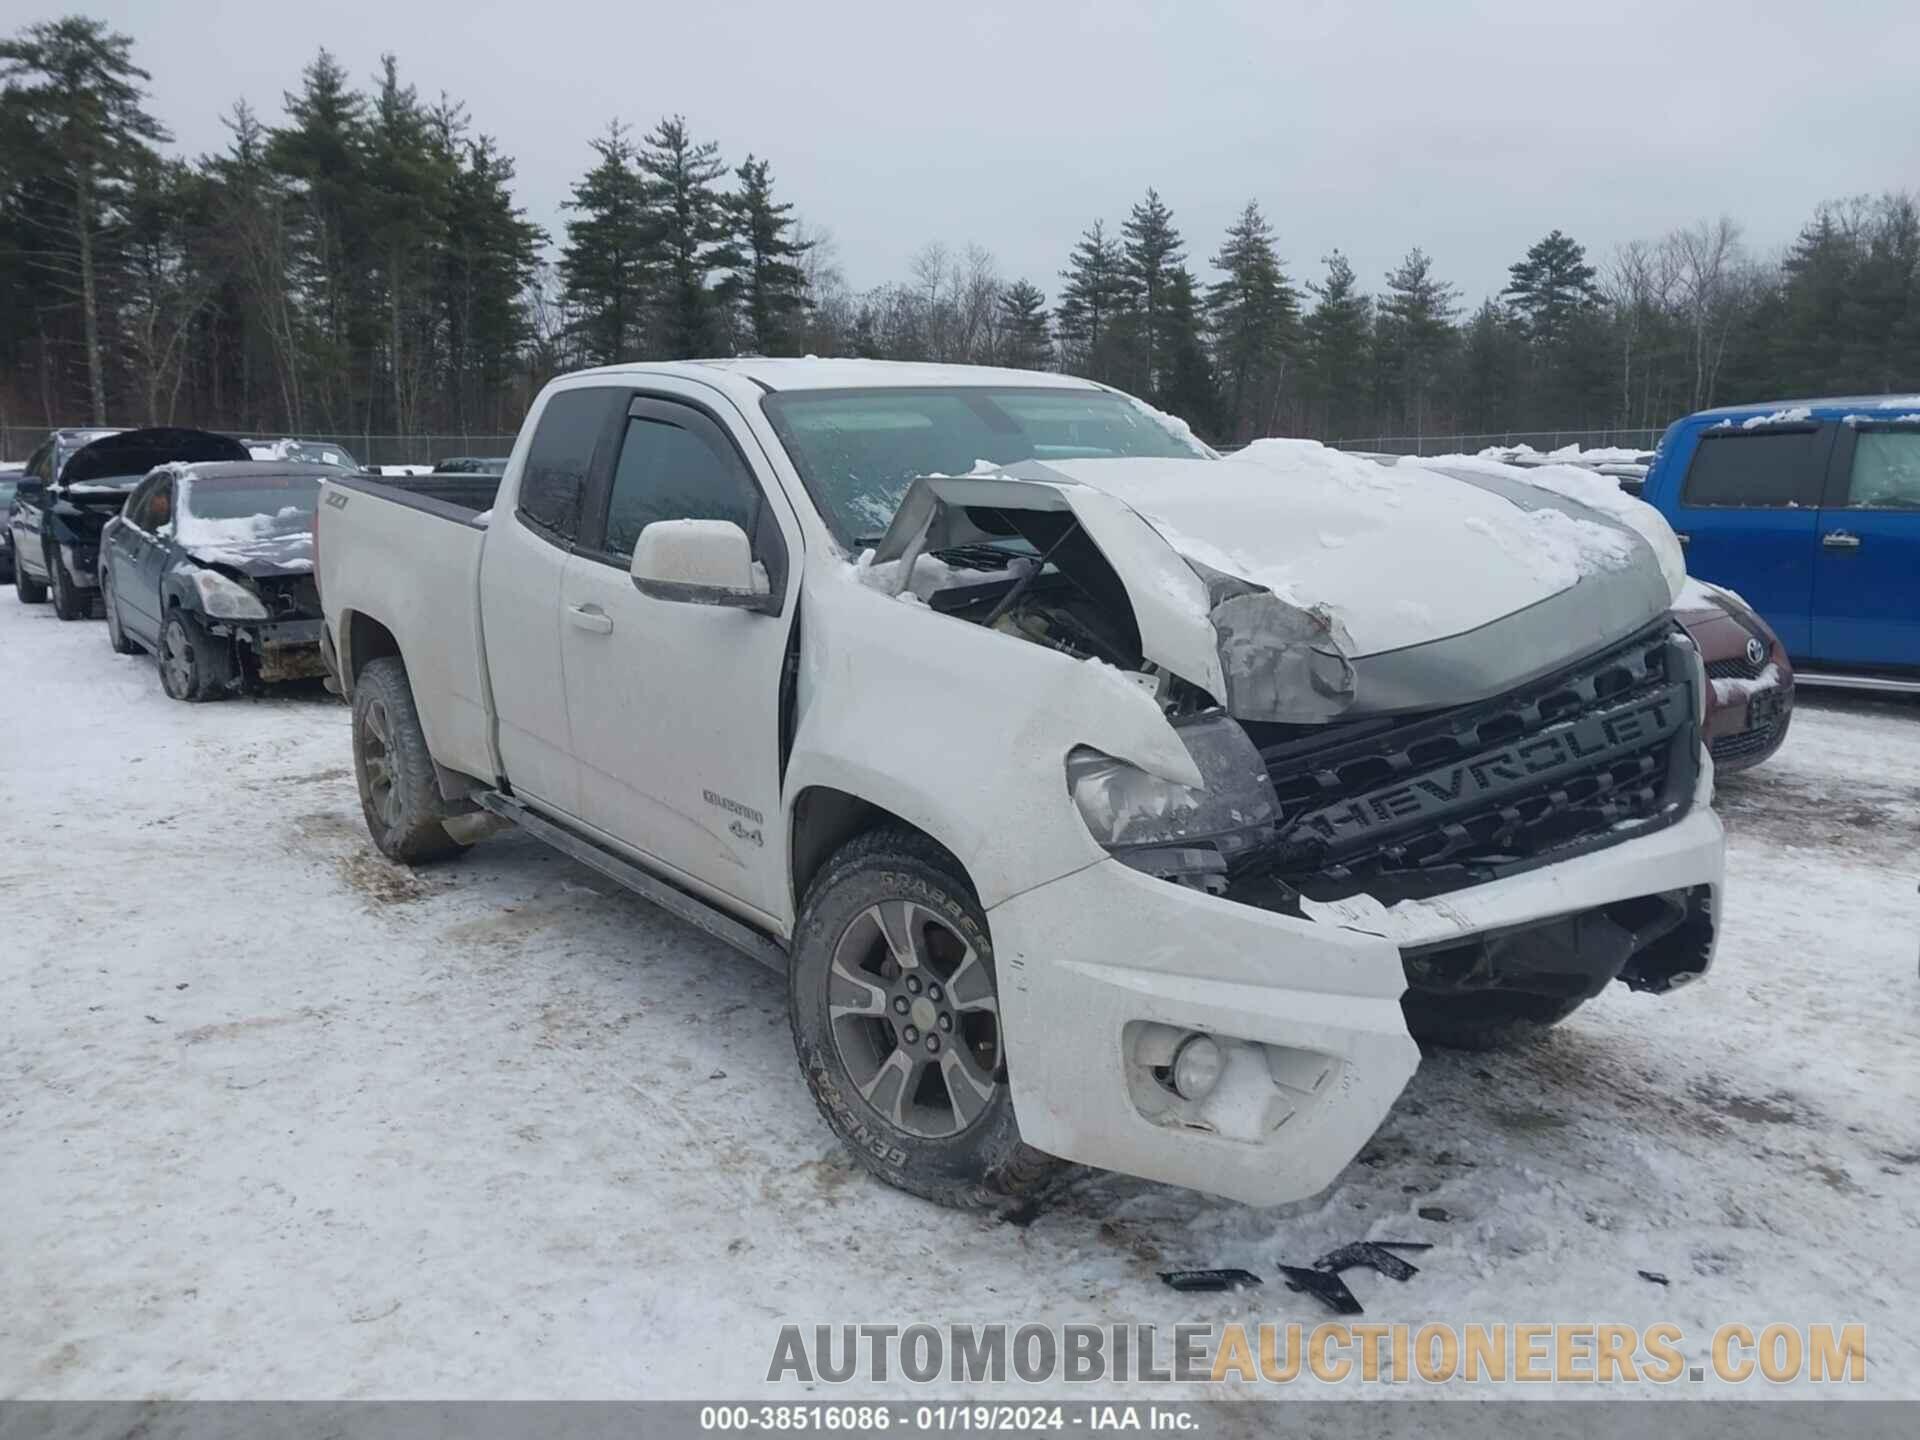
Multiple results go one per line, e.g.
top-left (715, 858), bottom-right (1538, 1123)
top-left (193, 569), bottom-right (269, 620)
top-left (1065, 715), bottom-right (1281, 890)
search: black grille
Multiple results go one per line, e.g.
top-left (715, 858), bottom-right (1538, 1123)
top-left (1259, 621), bottom-right (1698, 901)
top-left (1705, 653), bottom-right (1764, 682)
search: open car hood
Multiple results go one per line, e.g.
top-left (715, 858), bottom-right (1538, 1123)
top-left (870, 442), bottom-right (1678, 721)
top-left (61, 427), bottom-right (249, 487)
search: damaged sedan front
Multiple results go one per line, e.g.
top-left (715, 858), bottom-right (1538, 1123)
top-left (100, 462), bottom-right (332, 701)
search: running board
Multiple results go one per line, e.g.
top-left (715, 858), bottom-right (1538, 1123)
top-left (476, 791), bottom-right (788, 973)
top-left (1795, 670), bottom-right (1920, 696)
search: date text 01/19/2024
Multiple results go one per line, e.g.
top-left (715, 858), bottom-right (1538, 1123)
top-left (698, 1404), bottom-right (1200, 1431)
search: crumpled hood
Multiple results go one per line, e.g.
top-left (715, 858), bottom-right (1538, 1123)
top-left (871, 441), bottom-right (1680, 720)
top-left (1035, 441), bottom-right (1675, 658)
top-left (183, 532), bottom-right (315, 578)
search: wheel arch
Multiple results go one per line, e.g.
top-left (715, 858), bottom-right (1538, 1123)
top-left (788, 786), bottom-right (975, 916)
top-left (337, 608), bottom-right (402, 697)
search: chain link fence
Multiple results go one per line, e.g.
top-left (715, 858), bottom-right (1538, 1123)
top-left (1328, 428), bottom-right (1667, 457)
top-left (0, 427), bottom-right (517, 468)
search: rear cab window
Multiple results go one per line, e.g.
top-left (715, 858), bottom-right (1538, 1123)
top-left (1680, 425), bottom-right (1827, 509)
top-left (516, 387), bottom-right (624, 545)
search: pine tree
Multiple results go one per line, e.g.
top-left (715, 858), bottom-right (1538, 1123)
top-left (1120, 187), bottom-right (1184, 395)
top-left (0, 15), bottom-right (168, 422)
top-left (1156, 265), bottom-right (1218, 436)
top-left (1302, 250), bottom-right (1371, 440)
top-left (639, 114), bottom-right (729, 358)
top-left (559, 120), bottom-right (653, 366)
top-left (269, 49), bottom-right (372, 430)
top-left (439, 132), bottom-right (541, 430)
top-left (1502, 229), bottom-right (1598, 349)
top-left (714, 155), bottom-right (811, 355)
top-left (1054, 220), bottom-right (1126, 382)
top-left (996, 279), bottom-right (1052, 370)
top-left (364, 55), bottom-right (446, 434)
top-left (1206, 200), bottom-right (1298, 440)
top-left (1375, 247), bottom-right (1458, 435)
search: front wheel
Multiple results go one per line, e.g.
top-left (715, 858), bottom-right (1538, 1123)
top-left (48, 548), bottom-right (85, 620)
top-left (350, 656), bottom-right (465, 863)
top-left (158, 611), bottom-right (235, 701)
top-left (15, 556), bottom-right (46, 604)
top-left (789, 827), bottom-right (1060, 1209)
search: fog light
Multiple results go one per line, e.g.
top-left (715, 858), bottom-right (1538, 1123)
top-left (1171, 1034), bottom-right (1224, 1101)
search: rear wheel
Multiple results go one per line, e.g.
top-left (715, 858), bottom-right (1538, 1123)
top-left (158, 611), bottom-right (235, 702)
top-left (789, 826), bottom-right (1060, 1210)
top-left (102, 564), bottom-right (139, 654)
top-left (350, 656), bottom-right (465, 863)
top-left (47, 547), bottom-right (85, 621)
top-left (1401, 990), bottom-right (1588, 1052)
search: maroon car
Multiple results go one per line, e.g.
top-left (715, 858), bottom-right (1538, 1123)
top-left (1675, 577), bottom-right (1794, 772)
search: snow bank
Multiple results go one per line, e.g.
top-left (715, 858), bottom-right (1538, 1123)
top-left (1478, 442), bottom-right (1651, 464)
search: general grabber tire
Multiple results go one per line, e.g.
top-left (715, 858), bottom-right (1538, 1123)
top-left (1400, 990), bottom-right (1588, 1053)
top-left (789, 826), bottom-right (1062, 1210)
top-left (350, 656), bottom-right (466, 864)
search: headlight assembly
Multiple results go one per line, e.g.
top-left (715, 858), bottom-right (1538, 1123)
top-left (193, 569), bottom-right (269, 620)
top-left (1065, 715), bottom-right (1280, 882)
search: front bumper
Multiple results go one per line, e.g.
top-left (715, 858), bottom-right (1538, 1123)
top-left (989, 774), bottom-right (1724, 1207)
top-left (209, 616), bottom-right (328, 683)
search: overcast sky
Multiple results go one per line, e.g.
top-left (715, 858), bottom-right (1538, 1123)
top-left (81, 0), bottom-right (1920, 307)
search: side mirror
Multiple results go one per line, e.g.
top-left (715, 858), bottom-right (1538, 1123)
top-left (13, 476), bottom-right (44, 500)
top-left (630, 519), bottom-right (777, 614)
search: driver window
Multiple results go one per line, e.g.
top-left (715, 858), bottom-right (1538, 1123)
top-left (603, 412), bottom-right (758, 561)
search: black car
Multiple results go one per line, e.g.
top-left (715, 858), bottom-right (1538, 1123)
top-left (10, 427), bottom-right (248, 619)
top-left (434, 455), bottom-right (508, 475)
top-left (100, 461), bottom-right (332, 701)
top-left (0, 472), bottom-right (18, 582)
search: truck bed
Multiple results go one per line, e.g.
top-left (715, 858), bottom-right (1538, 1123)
top-left (317, 472), bottom-right (498, 784)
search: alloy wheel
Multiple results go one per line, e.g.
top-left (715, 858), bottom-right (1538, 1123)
top-left (360, 699), bottom-right (403, 829)
top-left (162, 620), bottom-right (196, 697)
top-left (825, 899), bottom-right (1003, 1139)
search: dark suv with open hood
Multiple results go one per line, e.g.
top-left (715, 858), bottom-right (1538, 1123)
top-left (100, 461), bottom-right (331, 700)
top-left (9, 427), bottom-right (249, 618)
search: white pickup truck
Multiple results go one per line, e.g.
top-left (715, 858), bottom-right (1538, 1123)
top-left (317, 359), bottom-right (1725, 1209)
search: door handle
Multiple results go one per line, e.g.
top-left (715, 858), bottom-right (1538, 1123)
top-left (566, 604), bottom-right (613, 634)
top-left (1822, 531), bottom-right (1862, 550)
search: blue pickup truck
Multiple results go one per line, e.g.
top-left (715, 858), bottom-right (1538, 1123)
top-left (1638, 397), bottom-right (1920, 691)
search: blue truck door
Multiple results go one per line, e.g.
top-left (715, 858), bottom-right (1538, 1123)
top-left (1661, 420), bottom-right (1829, 658)
top-left (1811, 421), bottom-right (1920, 668)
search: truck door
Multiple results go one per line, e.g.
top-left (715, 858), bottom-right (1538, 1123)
top-left (1663, 421), bottom-right (1830, 658)
top-left (1811, 421), bottom-right (1920, 668)
top-left (557, 392), bottom-right (802, 928)
top-left (478, 385), bottom-right (627, 818)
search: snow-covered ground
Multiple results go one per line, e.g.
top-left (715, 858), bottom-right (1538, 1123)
top-left (3, 595), bottom-right (1917, 1403)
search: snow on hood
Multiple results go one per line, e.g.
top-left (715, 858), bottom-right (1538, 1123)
top-left (1409, 452), bottom-right (1688, 604)
top-left (1034, 441), bottom-right (1649, 657)
top-left (177, 508), bottom-right (315, 574)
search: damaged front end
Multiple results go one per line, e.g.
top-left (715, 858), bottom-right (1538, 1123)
top-left (864, 464), bottom-right (1714, 1008)
top-left (182, 563), bottom-right (328, 687)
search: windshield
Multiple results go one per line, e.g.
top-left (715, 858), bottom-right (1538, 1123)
top-left (177, 475), bottom-right (321, 549)
top-left (761, 386), bottom-right (1210, 543)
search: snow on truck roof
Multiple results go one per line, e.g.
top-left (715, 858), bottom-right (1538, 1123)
top-left (569, 357), bottom-right (1105, 393)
